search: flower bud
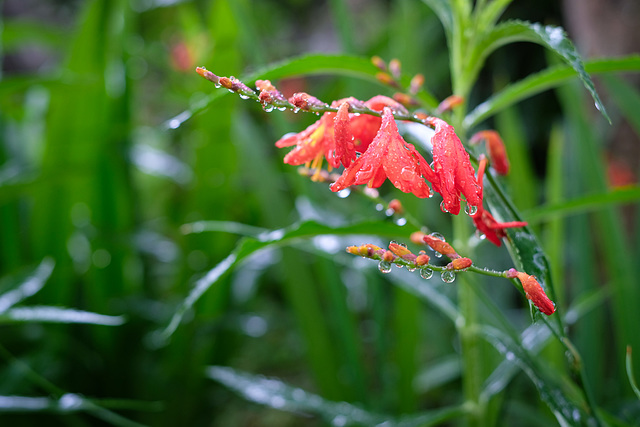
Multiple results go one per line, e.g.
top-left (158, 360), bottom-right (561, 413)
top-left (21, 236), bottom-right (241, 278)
top-left (389, 59), bottom-right (402, 79)
top-left (415, 254), bottom-right (430, 266)
top-left (410, 231), bottom-right (426, 245)
top-left (448, 257), bottom-right (472, 270)
top-left (196, 67), bottom-right (220, 84)
top-left (371, 56), bottom-right (387, 71)
top-left (389, 242), bottom-right (412, 257)
top-left (409, 74), bottom-right (424, 94)
top-left (423, 234), bottom-right (460, 259)
top-left (436, 95), bottom-right (464, 113)
top-left (382, 250), bottom-right (396, 262)
top-left (388, 199), bottom-right (404, 215)
top-left (516, 272), bottom-right (556, 315)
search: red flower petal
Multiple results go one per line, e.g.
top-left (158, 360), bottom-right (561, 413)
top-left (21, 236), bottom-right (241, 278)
top-left (428, 118), bottom-right (482, 215)
top-left (333, 102), bottom-right (356, 168)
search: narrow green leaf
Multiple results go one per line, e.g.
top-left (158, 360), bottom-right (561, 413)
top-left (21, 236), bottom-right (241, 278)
top-left (0, 306), bottom-right (125, 326)
top-left (626, 346), bottom-right (640, 401)
top-left (420, 0), bottom-right (452, 35)
top-left (466, 20), bottom-right (608, 122)
top-left (474, 0), bottom-right (514, 34)
top-left (479, 326), bottom-right (598, 426)
top-left (524, 186), bottom-right (640, 225)
top-left (465, 55), bottom-right (640, 129)
top-left (156, 219), bottom-right (413, 341)
top-left (207, 365), bottom-right (468, 426)
top-left (602, 74), bottom-right (640, 137)
top-left (0, 257), bottom-right (55, 313)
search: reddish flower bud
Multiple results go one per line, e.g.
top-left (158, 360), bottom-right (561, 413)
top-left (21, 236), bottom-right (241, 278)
top-left (389, 59), bottom-right (402, 79)
top-left (449, 257), bottom-right (472, 270)
top-left (415, 253), bottom-right (430, 266)
top-left (409, 74), bottom-right (424, 95)
top-left (388, 199), bottom-right (404, 215)
top-left (389, 243), bottom-right (412, 258)
top-left (371, 56), bottom-right (387, 71)
top-left (196, 67), bottom-right (220, 84)
top-left (470, 130), bottom-right (510, 175)
top-left (219, 76), bottom-right (233, 90)
top-left (410, 231), bottom-right (426, 245)
top-left (383, 250), bottom-right (396, 262)
top-left (289, 92), bottom-right (327, 111)
top-left (422, 234), bottom-right (460, 259)
top-left (515, 272), bottom-right (556, 315)
top-left (392, 93), bottom-right (418, 107)
top-left (255, 80), bottom-right (277, 92)
top-left (436, 95), bottom-right (464, 113)
top-left (376, 72), bottom-right (398, 87)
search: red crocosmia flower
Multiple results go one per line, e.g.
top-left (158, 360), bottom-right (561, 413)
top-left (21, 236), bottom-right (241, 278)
top-left (472, 158), bottom-right (527, 246)
top-left (331, 107), bottom-right (437, 198)
top-left (275, 109), bottom-right (338, 179)
top-left (516, 271), bottom-right (556, 315)
top-left (425, 117), bottom-right (482, 215)
top-left (470, 130), bottom-right (510, 175)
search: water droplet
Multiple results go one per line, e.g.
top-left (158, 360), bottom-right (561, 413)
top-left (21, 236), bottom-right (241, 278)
top-left (595, 102), bottom-right (601, 111)
top-left (407, 266), bottom-right (416, 272)
top-left (465, 204), bottom-right (478, 216)
top-left (475, 230), bottom-right (486, 240)
top-left (420, 268), bottom-right (433, 279)
top-left (429, 232), bottom-right (445, 241)
top-left (434, 252), bottom-right (442, 258)
top-left (385, 208), bottom-right (395, 216)
top-left (395, 264), bottom-right (403, 269)
top-left (390, 240), bottom-right (399, 246)
top-left (336, 189), bottom-right (351, 198)
top-left (214, 82), bottom-right (221, 88)
top-left (227, 89), bottom-right (235, 93)
top-left (395, 217), bottom-right (407, 226)
top-left (441, 270), bottom-right (456, 283)
top-left (263, 104), bottom-right (274, 112)
top-left (293, 107), bottom-right (300, 113)
top-left (239, 93), bottom-right (250, 100)
top-left (375, 204), bottom-right (384, 212)
top-left (277, 106), bottom-right (287, 111)
top-left (440, 201), bottom-right (449, 213)
top-left (378, 260), bottom-right (392, 274)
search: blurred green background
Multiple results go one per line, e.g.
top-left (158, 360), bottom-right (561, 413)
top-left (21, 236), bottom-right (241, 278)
top-left (1, 0), bottom-right (639, 425)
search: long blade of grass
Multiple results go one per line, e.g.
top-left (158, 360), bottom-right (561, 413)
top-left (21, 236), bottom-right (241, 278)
top-left (0, 257), bottom-right (54, 313)
top-left (626, 346), bottom-right (640, 401)
top-left (206, 365), bottom-right (468, 426)
top-left (0, 306), bottom-right (125, 325)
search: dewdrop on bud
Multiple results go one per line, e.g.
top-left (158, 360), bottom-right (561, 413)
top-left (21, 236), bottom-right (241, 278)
top-left (378, 260), bottom-right (392, 273)
top-left (420, 268), bottom-right (433, 279)
top-left (441, 270), bottom-right (456, 283)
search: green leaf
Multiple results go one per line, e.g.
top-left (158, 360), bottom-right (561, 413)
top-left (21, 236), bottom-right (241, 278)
top-left (465, 56), bottom-right (640, 128)
top-left (207, 365), bottom-right (468, 426)
top-left (465, 21), bottom-right (617, 126)
top-left (524, 186), bottom-right (640, 225)
top-left (155, 219), bottom-right (412, 342)
top-left (0, 306), bottom-right (125, 325)
top-left (626, 346), bottom-right (640, 401)
top-left (0, 393), bottom-right (149, 427)
top-left (465, 55), bottom-right (640, 128)
top-left (0, 258), bottom-right (54, 314)
top-left (479, 326), bottom-right (598, 426)
top-left (602, 74), bottom-right (640, 137)
top-left (420, 0), bottom-right (453, 35)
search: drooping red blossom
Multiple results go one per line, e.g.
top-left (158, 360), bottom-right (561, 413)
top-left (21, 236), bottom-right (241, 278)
top-left (470, 130), bottom-right (510, 175)
top-left (507, 269), bottom-right (555, 315)
top-left (275, 95), bottom-right (405, 179)
top-left (425, 117), bottom-right (482, 215)
top-left (331, 107), bottom-right (437, 198)
top-left (472, 157), bottom-right (527, 246)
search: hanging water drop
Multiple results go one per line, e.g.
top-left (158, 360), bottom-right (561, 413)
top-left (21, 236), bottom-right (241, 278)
top-left (277, 106), bottom-right (287, 112)
top-left (440, 201), bottom-right (449, 213)
top-left (429, 232), bottom-right (445, 241)
top-left (407, 266), bottom-right (416, 272)
top-left (378, 260), bottom-right (392, 274)
top-left (475, 230), bottom-right (486, 240)
top-left (263, 104), bottom-right (274, 112)
top-left (441, 270), bottom-right (456, 283)
top-left (239, 93), bottom-right (250, 100)
top-left (214, 82), bottom-right (221, 89)
top-left (420, 268), bottom-right (433, 279)
top-left (293, 107), bottom-right (300, 114)
top-left (434, 252), bottom-right (442, 258)
top-left (336, 189), bottom-right (351, 198)
top-left (465, 204), bottom-right (478, 216)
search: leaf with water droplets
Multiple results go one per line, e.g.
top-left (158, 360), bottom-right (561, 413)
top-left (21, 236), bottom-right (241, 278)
top-left (207, 365), bottom-right (467, 426)
top-left (466, 20), bottom-right (609, 123)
